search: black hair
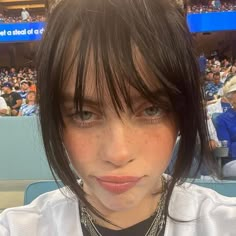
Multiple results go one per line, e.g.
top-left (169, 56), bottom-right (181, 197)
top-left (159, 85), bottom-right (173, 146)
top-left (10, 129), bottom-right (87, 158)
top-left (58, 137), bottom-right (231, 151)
top-left (37, 0), bottom-right (215, 223)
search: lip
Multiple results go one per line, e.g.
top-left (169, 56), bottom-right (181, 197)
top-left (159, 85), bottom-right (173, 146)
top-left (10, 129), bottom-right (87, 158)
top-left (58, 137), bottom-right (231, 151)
top-left (96, 176), bottom-right (141, 194)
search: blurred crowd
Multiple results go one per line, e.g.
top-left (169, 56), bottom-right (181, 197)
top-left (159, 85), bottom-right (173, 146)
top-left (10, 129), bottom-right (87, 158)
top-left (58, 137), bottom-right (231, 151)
top-left (0, 67), bottom-right (38, 117)
top-left (187, 0), bottom-right (236, 13)
top-left (200, 55), bottom-right (236, 163)
top-left (0, 9), bottom-right (45, 24)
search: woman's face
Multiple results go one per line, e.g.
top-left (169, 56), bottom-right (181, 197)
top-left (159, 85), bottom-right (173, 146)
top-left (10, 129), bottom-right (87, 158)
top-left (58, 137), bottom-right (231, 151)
top-left (62, 68), bottom-right (178, 216)
top-left (27, 92), bottom-right (35, 101)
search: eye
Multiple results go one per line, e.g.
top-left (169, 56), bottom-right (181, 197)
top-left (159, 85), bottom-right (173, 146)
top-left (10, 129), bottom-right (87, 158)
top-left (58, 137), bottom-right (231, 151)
top-left (143, 106), bottom-right (161, 116)
top-left (73, 111), bottom-right (93, 121)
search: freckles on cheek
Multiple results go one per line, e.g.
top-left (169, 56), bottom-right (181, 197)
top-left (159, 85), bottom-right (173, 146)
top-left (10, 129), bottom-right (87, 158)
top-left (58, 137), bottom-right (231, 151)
top-left (63, 130), bottom-right (101, 166)
top-left (63, 132), bottom-right (88, 161)
top-left (142, 127), bottom-right (177, 161)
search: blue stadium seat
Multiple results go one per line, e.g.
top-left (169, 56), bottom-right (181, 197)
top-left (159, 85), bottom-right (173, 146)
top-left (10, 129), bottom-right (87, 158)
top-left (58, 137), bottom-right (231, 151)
top-left (24, 179), bottom-right (236, 205)
top-left (24, 181), bottom-right (63, 205)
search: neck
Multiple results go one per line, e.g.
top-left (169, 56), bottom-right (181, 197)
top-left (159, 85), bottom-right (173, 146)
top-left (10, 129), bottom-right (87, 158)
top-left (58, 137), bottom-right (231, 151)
top-left (91, 195), bottom-right (161, 230)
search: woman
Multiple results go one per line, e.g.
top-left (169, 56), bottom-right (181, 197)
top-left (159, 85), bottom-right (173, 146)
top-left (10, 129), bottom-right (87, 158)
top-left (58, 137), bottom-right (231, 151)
top-left (1, 0), bottom-right (236, 235)
top-left (18, 91), bottom-right (38, 116)
top-left (216, 76), bottom-right (236, 160)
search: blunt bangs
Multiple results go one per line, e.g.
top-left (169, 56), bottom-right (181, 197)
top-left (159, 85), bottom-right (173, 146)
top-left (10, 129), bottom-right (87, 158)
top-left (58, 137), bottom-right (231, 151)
top-left (41, 0), bottom-right (194, 117)
top-left (37, 0), bottom-right (213, 216)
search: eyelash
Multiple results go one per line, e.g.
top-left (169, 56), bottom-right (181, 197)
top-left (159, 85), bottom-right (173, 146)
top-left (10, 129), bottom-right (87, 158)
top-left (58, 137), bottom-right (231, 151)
top-left (69, 111), bottom-right (101, 128)
top-left (137, 105), bottom-right (165, 123)
top-left (68, 105), bottom-right (165, 128)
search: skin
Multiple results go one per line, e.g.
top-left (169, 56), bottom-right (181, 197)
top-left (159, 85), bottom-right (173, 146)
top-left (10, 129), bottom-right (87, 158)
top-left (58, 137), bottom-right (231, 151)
top-left (213, 75), bottom-right (221, 85)
top-left (26, 92), bottom-right (36, 104)
top-left (21, 83), bottom-right (29, 91)
top-left (61, 59), bottom-right (178, 229)
top-left (205, 72), bottom-right (213, 82)
top-left (209, 139), bottom-right (218, 150)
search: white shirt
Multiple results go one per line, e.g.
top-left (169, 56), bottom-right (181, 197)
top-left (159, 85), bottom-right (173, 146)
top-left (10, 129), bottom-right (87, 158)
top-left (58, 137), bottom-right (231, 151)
top-left (207, 99), bottom-right (223, 117)
top-left (207, 117), bottom-right (219, 142)
top-left (0, 97), bottom-right (7, 116)
top-left (21, 10), bottom-right (30, 21)
top-left (0, 183), bottom-right (236, 236)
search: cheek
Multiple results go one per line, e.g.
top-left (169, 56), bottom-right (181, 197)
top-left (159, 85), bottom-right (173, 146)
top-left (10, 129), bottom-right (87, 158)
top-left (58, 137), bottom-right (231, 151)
top-left (63, 129), bottom-right (102, 169)
top-left (136, 121), bottom-right (177, 168)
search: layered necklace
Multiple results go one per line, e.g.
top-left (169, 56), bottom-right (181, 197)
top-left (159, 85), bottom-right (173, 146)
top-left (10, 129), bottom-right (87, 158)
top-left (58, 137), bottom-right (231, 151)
top-left (79, 177), bottom-right (167, 236)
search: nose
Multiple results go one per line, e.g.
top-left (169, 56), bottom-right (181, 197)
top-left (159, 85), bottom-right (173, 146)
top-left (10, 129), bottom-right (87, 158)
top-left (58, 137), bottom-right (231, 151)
top-left (100, 121), bottom-right (135, 167)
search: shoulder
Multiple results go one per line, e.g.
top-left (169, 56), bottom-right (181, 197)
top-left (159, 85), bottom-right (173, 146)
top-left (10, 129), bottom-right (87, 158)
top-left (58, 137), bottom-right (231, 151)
top-left (165, 183), bottom-right (236, 235)
top-left (169, 182), bottom-right (236, 220)
top-left (11, 92), bottom-right (22, 98)
top-left (0, 188), bottom-right (82, 235)
top-left (218, 109), bottom-right (235, 120)
top-left (216, 111), bottom-right (228, 121)
top-left (1, 94), bottom-right (7, 98)
top-left (0, 97), bottom-right (6, 103)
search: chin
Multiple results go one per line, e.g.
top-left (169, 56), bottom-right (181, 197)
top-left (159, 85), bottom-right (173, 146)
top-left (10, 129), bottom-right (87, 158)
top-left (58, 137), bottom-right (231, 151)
top-left (101, 199), bottom-right (137, 212)
top-left (97, 191), bottom-right (142, 212)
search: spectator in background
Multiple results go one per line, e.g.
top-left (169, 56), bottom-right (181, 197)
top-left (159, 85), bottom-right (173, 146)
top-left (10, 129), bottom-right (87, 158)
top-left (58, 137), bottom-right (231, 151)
top-left (207, 94), bottom-right (231, 119)
top-left (221, 65), bottom-right (235, 83)
top-left (0, 96), bottom-right (7, 116)
top-left (18, 91), bottom-right (38, 116)
top-left (0, 13), bottom-right (4, 23)
top-left (216, 76), bottom-right (236, 160)
top-left (206, 69), bottom-right (214, 79)
top-left (9, 67), bottom-right (17, 78)
top-left (1, 82), bottom-right (22, 116)
top-left (224, 65), bottom-right (236, 84)
top-left (18, 80), bottom-right (30, 100)
top-left (21, 8), bottom-right (30, 22)
top-left (214, 0), bottom-right (221, 9)
top-left (204, 72), bottom-right (223, 100)
top-left (213, 71), bottom-right (224, 95)
top-left (198, 52), bottom-right (207, 76)
top-left (14, 83), bottom-right (20, 93)
top-left (28, 80), bottom-right (37, 92)
top-left (203, 70), bottom-right (214, 88)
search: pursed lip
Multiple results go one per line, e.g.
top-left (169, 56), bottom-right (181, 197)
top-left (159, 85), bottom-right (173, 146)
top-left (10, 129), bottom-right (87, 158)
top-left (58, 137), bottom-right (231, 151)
top-left (95, 176), bottom-right (142, 194)
top-left (96, 176), bottom-right (141, 183)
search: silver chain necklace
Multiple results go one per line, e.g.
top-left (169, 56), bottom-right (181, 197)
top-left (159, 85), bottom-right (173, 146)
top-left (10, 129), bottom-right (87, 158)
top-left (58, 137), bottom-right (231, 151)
top-left (80, 178), bottom-right (167, 236)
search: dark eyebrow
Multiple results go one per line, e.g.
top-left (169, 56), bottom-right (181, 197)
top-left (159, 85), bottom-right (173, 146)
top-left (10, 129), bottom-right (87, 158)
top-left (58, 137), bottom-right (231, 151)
top-left (62, 89), bottom-right (169, 107)
top-left (62, 93), bottom-right (101, 107)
